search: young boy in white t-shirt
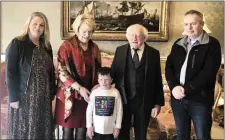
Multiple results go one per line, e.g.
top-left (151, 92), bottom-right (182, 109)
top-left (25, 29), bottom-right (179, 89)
top-left (86, 67), bottom-right (123, 140)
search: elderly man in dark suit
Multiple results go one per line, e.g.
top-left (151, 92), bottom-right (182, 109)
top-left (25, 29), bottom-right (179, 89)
top-left (111, 24), bottom-right (164, 140)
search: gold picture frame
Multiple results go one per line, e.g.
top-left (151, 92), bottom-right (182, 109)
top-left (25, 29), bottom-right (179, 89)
top-left (61, 1), bottom-right (169, 41)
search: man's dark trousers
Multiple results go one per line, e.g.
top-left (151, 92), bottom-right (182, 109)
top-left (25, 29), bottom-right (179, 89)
top-left (171, 98), bottom-right (212, 140)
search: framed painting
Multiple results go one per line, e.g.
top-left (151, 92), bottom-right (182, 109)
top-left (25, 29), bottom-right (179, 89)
top-left (61, 1), bottom-right (169, 41)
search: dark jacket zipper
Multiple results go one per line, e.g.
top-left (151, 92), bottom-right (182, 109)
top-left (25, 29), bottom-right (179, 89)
top-left (192, 54), bottom-right (195, 68)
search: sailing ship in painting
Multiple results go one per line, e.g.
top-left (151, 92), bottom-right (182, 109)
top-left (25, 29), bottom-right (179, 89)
top-left (70, 1), bottom-right (160, 32)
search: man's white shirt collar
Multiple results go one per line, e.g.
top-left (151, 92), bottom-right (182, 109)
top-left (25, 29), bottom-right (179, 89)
top-left (130, 44), bottom-right (145, 59)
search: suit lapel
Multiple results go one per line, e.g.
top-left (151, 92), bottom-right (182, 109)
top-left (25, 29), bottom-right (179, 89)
top-left (144, 43), bottom-right (153, 77)
top-left (120, 45), bottom-right (129, 75)
top-left (144, 44), bottom-right (149, 76)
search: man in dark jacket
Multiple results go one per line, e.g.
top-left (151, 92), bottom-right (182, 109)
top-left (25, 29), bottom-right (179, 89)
top-left (111, 24), bottom-right (164, 140)
top-left (165, 10), bottom-right (221, 140)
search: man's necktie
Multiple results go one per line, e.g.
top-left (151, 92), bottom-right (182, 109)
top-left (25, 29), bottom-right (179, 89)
top-left (133, 48), bottom-right (139, 68)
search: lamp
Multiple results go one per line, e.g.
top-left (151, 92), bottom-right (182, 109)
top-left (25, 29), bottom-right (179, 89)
top-left (1, 54), bottom-right (5, 63)
top-left (203, 14), bottom-right (211, 33)
top-left (221, 54), bottom-right (224, 65)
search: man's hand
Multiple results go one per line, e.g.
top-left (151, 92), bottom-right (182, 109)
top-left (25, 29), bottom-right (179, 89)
top-left (79, 87), bottom-right (90, 103)
top-left (87, 127), bottom-right (94, 139)
top-left (172, 86), bottom-right (185, 100)
top-left (10, 101), bottom-right (19, 109)
top-left (113, 128), bottom-right (120, 138)
top-left (151, 105), bottom-right (161, 118)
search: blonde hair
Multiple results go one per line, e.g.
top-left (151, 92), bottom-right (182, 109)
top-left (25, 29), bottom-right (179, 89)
top-left (72, 13), bottom-right (96, 35)
top-left (126, 24), bottom-right (148, 41)
top-left (17, 12), bottom-right (51, 49)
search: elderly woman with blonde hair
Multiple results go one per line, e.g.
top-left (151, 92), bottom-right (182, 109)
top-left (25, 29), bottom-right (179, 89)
top-left (5, 12), bottom-right (55, 139)
top-left (54, 13), bottom-right (101, 139)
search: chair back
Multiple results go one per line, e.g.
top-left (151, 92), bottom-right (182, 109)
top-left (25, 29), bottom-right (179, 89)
top-left (0, 62), bottom-right (8, 101)
top-left (212, 81), bottom-right (222, 121)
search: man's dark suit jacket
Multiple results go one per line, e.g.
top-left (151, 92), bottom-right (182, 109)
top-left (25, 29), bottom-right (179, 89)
top-left (111, 43), bottom-right (164, 124)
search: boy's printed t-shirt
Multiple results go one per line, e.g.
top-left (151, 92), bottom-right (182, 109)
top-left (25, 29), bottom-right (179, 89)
top-left (86, 87), bottom-right (123, 134)
top-left (95, 96), bottom-right (115, 116)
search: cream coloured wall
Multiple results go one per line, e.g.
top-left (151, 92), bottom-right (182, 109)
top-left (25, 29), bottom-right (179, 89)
top-left (1, 2), bottom-right (62, 55)
top-left (1, 2), bottom-right (224, 56)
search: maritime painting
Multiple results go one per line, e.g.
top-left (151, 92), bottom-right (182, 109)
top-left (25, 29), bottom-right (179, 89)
top-left (61, 1), bottom-right (169, 41)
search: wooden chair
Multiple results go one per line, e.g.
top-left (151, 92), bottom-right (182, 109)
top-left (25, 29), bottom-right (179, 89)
top-left (212, 81), bottom-right (222, 122)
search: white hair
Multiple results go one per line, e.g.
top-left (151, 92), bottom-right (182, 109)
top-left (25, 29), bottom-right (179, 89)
top-left (126, 24), bottom-right (148, 41)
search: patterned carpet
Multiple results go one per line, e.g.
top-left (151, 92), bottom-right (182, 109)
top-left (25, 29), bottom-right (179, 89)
top-left (1, 118), bottom-right (162, 140)
top-left (2, 119), bottom-right (224, 140)
top-left (146, 118), bottom-right (158, 140)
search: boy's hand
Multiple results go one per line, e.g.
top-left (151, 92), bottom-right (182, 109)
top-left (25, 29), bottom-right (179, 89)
top-left (87, 127), bottom-right (94, 139)
top-left (113, 128), bottom-right (120, 138)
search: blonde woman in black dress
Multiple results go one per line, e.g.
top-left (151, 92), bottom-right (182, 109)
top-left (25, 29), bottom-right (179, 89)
top-left (5, 12), bottom-right (55, 139)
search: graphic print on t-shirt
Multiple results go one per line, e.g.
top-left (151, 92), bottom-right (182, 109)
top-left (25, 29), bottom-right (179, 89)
top-left (95, 96), bottom-right (115, 116)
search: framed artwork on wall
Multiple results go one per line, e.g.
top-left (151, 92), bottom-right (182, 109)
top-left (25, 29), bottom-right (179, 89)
top-left (61, 1), bottom-right (169, 41)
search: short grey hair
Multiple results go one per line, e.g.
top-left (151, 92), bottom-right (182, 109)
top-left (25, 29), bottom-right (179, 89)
top-left (185, 10), bottom-right (204, 24)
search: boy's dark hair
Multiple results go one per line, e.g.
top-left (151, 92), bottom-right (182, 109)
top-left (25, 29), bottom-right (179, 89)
top-left (97, 67), bottom-right (111, 76)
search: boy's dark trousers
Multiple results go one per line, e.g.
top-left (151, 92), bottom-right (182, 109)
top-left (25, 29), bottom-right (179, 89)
top-left (92, 132), bottom-right (115, 140)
